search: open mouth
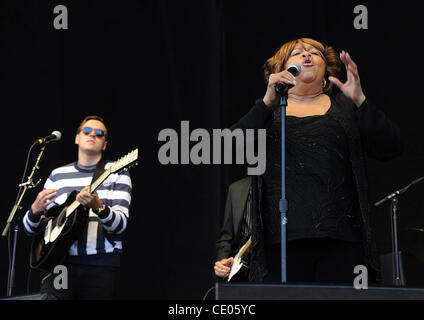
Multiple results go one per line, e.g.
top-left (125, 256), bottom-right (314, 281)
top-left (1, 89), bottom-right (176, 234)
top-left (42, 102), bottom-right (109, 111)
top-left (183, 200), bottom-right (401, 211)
top-left (303, 58), bottom-right (313, 66)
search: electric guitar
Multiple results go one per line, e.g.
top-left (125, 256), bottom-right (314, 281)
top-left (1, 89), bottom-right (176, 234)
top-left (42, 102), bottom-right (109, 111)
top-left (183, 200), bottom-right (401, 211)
top-left (30, 149), bottom-right (139, 272)
top-left (227, 236), bottom-right (251, 282)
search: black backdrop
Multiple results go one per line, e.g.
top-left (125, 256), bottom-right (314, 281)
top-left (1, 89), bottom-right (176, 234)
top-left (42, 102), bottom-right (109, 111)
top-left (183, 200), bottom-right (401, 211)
top-left (0, 0), bottom-right (423, 299)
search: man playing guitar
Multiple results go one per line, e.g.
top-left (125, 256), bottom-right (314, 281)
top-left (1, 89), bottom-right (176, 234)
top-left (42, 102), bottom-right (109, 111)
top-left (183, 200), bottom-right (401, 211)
top-left (23, 116), bottom-right (132, 300)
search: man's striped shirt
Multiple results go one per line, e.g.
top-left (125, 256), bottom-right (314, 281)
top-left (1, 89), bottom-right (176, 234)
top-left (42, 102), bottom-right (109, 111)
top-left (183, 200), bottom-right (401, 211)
top-left (23, 161), bottom-right (132, 265)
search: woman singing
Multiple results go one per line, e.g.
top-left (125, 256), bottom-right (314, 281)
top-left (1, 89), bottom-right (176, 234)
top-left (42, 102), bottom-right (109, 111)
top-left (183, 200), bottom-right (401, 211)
top-left (215, 38), bottom-right (403, 284)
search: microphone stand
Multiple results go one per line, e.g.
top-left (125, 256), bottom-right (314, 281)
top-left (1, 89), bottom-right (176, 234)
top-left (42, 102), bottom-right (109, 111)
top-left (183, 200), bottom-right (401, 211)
top-left (2, 144), bottom-right (45, 297)
top-left (276, 85), bottom-right (290, 283)
top-left (374, 176), bottom-right (424, 286)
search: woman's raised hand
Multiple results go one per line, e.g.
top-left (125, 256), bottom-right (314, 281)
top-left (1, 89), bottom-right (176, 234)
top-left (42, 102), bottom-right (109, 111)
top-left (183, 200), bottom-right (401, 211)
top-left (329, 51), bottom-right (366, 107)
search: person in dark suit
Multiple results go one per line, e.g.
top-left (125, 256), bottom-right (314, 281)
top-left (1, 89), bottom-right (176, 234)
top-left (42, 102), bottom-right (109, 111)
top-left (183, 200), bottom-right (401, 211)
top-left (214, 177), bottom-right (252, 279)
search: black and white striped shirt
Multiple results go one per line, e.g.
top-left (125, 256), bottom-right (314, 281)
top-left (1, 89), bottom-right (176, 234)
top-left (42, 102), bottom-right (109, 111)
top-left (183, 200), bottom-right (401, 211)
top-left (23, 161), bottom-right (132, 265)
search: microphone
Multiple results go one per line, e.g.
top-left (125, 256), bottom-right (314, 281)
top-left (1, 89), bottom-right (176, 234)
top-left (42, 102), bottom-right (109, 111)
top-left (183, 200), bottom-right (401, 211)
top-left (275, 62), bottom-right (302, 95)
top-left (35, 131), bottom-right (62, 145)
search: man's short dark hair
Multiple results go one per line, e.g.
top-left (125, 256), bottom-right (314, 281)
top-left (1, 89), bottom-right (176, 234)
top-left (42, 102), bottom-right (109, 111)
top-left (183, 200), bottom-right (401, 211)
top-left (77, 115), bottom-right (109, 140)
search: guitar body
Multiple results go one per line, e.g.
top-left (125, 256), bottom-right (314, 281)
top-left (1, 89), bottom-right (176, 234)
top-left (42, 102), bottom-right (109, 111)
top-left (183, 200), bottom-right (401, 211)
top-left (228, 261), bottom-right (249, 282)
top-left (30, 191), bottom-right (89, 273)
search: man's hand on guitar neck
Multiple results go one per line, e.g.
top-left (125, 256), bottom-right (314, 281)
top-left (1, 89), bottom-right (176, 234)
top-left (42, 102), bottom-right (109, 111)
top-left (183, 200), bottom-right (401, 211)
top-left (76, 186), bottom-right (103, 210)
top-left (214, 257), bottom-right (234, 279)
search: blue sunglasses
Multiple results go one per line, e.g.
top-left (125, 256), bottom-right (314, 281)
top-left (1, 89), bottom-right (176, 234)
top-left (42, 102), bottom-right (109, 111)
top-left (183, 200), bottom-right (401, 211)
top-left (81, 126), bottom-right (105, 138)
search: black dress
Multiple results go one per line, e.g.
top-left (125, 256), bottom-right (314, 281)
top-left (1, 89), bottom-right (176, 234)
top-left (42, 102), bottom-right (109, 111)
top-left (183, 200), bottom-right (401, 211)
top-left (261, 102), bottom-right (366, 283)
top-left (262, 102), bottom-right (363, 245)
top-left (230, 92), bottom-right (404, 283)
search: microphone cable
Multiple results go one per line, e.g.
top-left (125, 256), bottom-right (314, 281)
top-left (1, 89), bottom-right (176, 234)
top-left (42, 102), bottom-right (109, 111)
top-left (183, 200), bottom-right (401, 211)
top-left (202, 285), bottom-right (216, 300)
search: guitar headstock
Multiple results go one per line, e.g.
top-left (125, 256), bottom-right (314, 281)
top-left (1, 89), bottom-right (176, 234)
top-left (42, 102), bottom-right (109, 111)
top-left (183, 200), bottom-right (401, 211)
top-left (110, 149), bottom-right (139, 174)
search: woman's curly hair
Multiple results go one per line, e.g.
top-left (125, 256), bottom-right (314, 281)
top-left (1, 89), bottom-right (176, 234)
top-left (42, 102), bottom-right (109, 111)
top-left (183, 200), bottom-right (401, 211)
top-left (263, 38), bottom-right (342, 93)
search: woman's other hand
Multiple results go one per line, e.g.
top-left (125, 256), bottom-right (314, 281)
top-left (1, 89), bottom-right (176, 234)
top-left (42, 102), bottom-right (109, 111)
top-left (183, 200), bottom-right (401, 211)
top-left (329, 51), bottom-right (366, 107)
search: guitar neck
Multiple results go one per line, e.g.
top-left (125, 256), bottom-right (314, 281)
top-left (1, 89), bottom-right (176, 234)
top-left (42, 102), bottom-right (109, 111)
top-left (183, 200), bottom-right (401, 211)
top-left (239, 237), bottom-right (252, 257)
top-left (66, 169), bottom-right (111, 217)
top-left (89, 169), bottom-right (111, 193)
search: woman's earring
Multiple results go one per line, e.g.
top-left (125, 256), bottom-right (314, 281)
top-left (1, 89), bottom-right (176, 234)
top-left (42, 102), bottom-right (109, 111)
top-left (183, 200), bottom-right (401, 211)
top-left (322, 78), bottom-right (327, 90)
